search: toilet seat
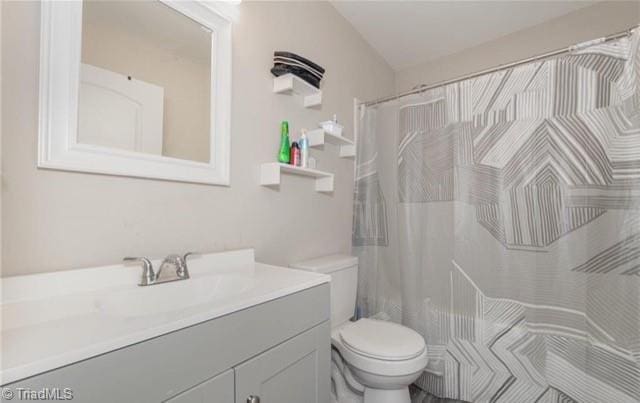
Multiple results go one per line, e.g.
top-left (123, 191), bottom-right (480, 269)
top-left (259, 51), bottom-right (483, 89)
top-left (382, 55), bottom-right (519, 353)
top-left (332, 319), bottom-right (428, 378)
top-left (340, 318), bottom-right (425, 361)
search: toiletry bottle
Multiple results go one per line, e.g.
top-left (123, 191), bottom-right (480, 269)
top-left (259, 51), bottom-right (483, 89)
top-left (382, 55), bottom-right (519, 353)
top-left (278, 121), bottom-right (290, 163)
top-left (290, 141), bottom-right (300, 166)
top-left (299, 129), bottom-right (309, 168)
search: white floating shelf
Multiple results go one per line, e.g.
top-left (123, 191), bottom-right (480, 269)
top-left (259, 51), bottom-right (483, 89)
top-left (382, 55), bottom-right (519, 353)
top-left (307, 129), bottom-right (356, 158)
top-left (260, 162), bottom-right (334, 193)
top-left (273, 74), bottom-right (322, 108)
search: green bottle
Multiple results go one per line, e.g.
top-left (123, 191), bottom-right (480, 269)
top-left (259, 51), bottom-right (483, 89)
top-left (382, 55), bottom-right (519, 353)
top-left (278, 121), bottom-right (291, 163)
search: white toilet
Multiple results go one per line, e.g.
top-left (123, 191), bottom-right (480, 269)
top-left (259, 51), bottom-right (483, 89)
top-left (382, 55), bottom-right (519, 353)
top-left (291, 255), bottom-right (428, 403)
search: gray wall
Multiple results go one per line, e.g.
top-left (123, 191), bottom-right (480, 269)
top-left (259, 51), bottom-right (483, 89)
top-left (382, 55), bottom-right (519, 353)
top-left (0, 1), bottom-right (395, 276)
top-left (3, 1), bottom-right (637, 277)
top-left (396, 1), bottom-right (640, 92)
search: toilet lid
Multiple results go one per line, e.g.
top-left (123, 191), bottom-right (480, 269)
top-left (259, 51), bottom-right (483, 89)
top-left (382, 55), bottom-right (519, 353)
top-left (339, 319), bottom-right (426, 361)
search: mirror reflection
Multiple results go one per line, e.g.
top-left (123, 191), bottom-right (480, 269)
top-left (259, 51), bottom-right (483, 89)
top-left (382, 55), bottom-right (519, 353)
top-left (79, 0), bottom-right (212, 163)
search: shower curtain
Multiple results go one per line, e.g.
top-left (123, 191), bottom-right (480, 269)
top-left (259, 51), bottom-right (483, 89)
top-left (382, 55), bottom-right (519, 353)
top-left (353, 29), bottom-right (640, 403)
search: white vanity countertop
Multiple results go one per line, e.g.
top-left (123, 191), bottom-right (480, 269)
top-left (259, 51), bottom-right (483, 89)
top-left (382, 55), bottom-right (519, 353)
top-left (0, 249), bottom-right (330, 385)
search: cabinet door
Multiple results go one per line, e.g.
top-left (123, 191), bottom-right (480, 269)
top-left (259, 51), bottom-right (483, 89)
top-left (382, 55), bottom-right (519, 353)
top-left (234, 321), bottom-right (330, 403)
top-left (166, 370), bottom-right (234, 403)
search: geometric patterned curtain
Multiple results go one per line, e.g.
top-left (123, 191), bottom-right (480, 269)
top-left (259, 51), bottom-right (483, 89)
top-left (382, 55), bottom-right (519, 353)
top-left (354, 29), bottom-right (640, 403)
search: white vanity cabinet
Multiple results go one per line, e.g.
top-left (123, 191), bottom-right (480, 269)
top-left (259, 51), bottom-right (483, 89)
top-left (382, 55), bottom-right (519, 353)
top-left (2, 284), bottom-right (330, 403)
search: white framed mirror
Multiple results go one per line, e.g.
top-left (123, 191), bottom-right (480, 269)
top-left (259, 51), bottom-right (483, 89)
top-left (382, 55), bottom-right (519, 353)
top-left (38, 0), bottom-right (231, 185)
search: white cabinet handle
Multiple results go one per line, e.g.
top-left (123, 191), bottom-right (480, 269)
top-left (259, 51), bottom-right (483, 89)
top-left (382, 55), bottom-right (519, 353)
top-left (246, 396), bottom-right (260, 403)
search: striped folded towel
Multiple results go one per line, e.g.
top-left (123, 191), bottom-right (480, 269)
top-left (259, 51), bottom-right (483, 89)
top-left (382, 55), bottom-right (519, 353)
top-left (271, 51), bottom-right (325, 89)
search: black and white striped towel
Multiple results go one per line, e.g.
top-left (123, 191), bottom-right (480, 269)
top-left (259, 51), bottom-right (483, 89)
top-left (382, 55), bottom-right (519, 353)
top-left (271, 51), bottom-right (325, 89)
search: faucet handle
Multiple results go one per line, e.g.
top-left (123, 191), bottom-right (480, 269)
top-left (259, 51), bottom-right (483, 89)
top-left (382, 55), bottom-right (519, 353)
top-left (178, 252), bottom-right (198, 279)
top-left (176, 252), bottom-right (199, 279)
top-left (183, 252), bottom-right (199, 261)
top-left (124, 257), bottom-right (155, 285)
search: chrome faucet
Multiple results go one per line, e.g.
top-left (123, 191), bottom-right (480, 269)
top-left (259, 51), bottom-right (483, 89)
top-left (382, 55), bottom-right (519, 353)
top-left (124, 253), bottom-right (197, 286)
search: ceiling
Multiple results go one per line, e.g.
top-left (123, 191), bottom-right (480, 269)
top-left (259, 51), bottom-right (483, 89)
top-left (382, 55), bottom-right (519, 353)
top-left (331, 1), bottom-right (597, 71)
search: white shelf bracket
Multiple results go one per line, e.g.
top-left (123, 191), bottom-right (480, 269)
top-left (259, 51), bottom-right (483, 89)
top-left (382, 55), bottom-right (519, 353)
top-left (260, 162), bottom-right (281, 186)
top-left (273, 74), bottom-right (322, 108)
top-left (315, 176), bottom-right (334, 193)
top-left (260, 163), bottom-right (334, 193)
top-left (306, 128), bottom-right (355, 159)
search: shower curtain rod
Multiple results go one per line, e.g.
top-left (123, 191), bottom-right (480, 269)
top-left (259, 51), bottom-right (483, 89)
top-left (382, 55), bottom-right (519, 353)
top-left (362, 24), bottom-right (639, 107)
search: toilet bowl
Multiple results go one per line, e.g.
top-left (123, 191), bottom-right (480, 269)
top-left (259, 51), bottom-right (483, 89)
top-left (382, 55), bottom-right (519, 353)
top-left (332, 319), bottom-right (427, 403)
top-left (290, 255), bottom-right (428, 403)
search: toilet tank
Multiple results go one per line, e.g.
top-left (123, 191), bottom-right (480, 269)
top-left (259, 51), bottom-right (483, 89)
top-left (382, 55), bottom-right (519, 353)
top-left (290, 255), bottom-right (358, 327)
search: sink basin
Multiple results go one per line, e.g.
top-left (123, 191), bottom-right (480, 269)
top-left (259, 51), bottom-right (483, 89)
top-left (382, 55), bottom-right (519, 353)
top-left (96, 274), bottom-right (253, 318)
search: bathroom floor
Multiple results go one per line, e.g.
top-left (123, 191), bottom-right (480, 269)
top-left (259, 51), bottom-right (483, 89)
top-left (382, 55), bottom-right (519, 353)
top-left (410, 387), bottom-right (469, 403)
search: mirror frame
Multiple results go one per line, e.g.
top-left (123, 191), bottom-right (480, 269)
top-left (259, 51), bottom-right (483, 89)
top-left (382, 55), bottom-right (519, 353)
top-left (38, 1), bottom-right (232, 185)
